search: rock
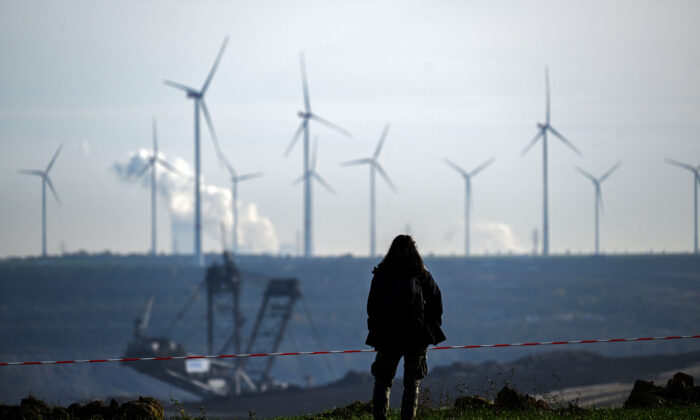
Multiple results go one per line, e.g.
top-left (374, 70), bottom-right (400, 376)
top-left (494, 385), bottom-right (521, 409)
top-left (494, 384), bottom-right (549, 410)
top-left (67, 402), bottom-right (82, 417)
top-left (106, 398), bottom-right (120, 418)
top-left (51, 406), bottom-right (71, 419)
top-left (78, 400), bottom-right (106, 419)
top-left (0, 404), bottom-right (20, 420)
top-left (454, 395), bottom-right (492, 410)
top-left (119, 396), bottom-right (164, 420)
top-left (625, 392), bottom-right (666, 408)
top-left (0, 395), bottom-right (166, 420)
top-left (672, 372), bottom-right (694, 387)
top-left (20, 395), bottom-right (52, 418)
top-left (624, 379), bottom-right (666, 408)
top-left (624, 372), bottom-right (699, 408)
top-left (664, 372), bottom-right (695, 401)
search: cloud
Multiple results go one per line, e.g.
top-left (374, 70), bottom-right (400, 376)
top-left (112, 150), bottom-right (279, 253)
top-left (81, 140), bottom-right (91, 156)
top-left (473, 220), bottom-right (525, 253)
top-left (237, 203), bottom-right (279, 253)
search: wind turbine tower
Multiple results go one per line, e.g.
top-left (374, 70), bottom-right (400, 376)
top-left (342, 124), bottom-right (396, 257)
top-left (217, 150), bottom-right (263, 254)
top-left (521, 67), bottom-right (582, 255)
top-left (18, 145), bottom-right (63, 257)
top-left (666, 158), bottom-right (700, 253)
top-left (164, 37), bottom-right (228, 266)
top-left (444, 157), bottom-right (495, 256)
top-left (574, 161), bottom-right (621, 255)
top-left (285, 53), bottom-right (351, 257)
top-left (291, 139), bottom-right (335, 254)
top-left (134, 119), bottom-right (183, 255)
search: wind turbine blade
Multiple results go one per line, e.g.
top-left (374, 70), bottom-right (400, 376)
top-left (152, 118), bottom-right (158, 155)
top-left (290, 174), bottom-right (305, 186)
top-left (548, 126), bottom-right (582, 156)
top-left (134, 162), bottom-right (153, 179)
top-left (17, 169), bottom-right (43, 176)
top-left (666, 158), bottom-right (696, 172)
top-left (300, 52), bottom-right (311, 113)
top-left (163, 79), bottom-right (196, 93)
top-left (213, 143), bottom-right (236, 177)
top-left (45, 144), bottom-right (63, 173)
top-left (599, 161), bottom-right (622, 183)
top-left (216, 148), bottom-right (235, 177)
top-left (285, 122), bottom-right (305, 157)
top-left (201, 36), bottom-right (229, 95)
top-left (375, 162), bottom-right (397, 192)
top-left (374, 124), bottom-right (390, 158)
top-left (200, 99), bottom-right (224, 162)
top-left (574, 166), bottom-right (597, 183)
top-left (313, 172), bottom-right (335, 194)
top-left (545, 66), bottom-right (550, 125)
top-left (443, 158), bottom-right (466, 176)
top-left (469, 157), bottom-right (496, 177)
top-left (521, 131), bottom-right (543, 156)
top-left (310, 114), bottom-right (352, 138)
top-left (45, 176), bottom-right (61, 205)
top-left (597, 186), bottom-right (605, 215)
top-left (237, 172), bottom-right (264, 182)
top-left (341, 158), bottom-right (373, 167)
top-left (157, 158), bottom-right (185, 177)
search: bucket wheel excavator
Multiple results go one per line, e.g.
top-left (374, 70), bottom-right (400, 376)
top-left (122, 252), bottom-right (302, 397)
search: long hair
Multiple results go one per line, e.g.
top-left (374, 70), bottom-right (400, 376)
top-left (377, 234), bottom-right (426, 276)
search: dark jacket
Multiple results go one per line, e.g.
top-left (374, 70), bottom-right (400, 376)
top-left (365, 265), bottom-right (446, 351)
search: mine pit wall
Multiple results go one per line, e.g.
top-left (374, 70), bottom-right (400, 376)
top-left (0, 253), bottom-right (698, 403)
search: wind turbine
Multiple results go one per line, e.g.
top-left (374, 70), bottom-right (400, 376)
top-left (342, 124), bottom-right (396, 257)
top-left (133, 119), bottom-right (184, 256)
top-left (521, 67), bottom-right (582, 256)
top-left (575, 161), bottom-right (621, 255)
top-left (666, 158), bottom-right (700, 253)
top-left (217, 150), bottom-right (263, 254)
top-left (17, 144), bottom-right (63, 257)
top-left (284, 52), bottom-right (351, 257)
top-left (292, 139), bottom-right (335, 253)
top-left (164, 37), bottom-right (228, 266)
top-left (444, 157), bottom-right (496, 256)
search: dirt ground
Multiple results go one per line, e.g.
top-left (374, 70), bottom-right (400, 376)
top-left (536, 362), bottom-right (700, 408)
top-left (182, 350), bottom-right (700, 418)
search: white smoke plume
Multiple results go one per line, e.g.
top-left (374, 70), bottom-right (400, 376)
top-left (112, 150), bottom-right (279, 253)
top-left (473, 221), bottom-right (526, 254)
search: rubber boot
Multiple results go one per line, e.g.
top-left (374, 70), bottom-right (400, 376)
top-left (372, 383), bottom-right (391, 420)
top-left (400, 379), bottom-right (420, 420)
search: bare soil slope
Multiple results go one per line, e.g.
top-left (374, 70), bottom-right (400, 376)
top-left (188, 349), bottom-right (700, 418)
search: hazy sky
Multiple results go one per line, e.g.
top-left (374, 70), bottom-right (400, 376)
top-left (1, 0), bottom-right (699, 257)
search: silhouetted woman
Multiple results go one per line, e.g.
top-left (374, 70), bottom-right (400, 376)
top-left (366, 235), bottom-right (446, 420)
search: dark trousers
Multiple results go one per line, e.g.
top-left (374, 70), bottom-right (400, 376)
top-left (371, 347), bottom-right (428, 420)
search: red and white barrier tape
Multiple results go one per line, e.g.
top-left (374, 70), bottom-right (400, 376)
top-left (1, 334), bottom-right (698, 367)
